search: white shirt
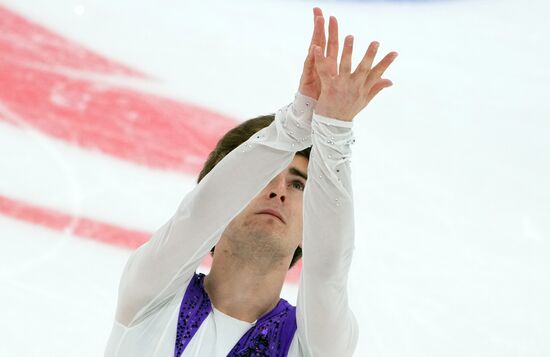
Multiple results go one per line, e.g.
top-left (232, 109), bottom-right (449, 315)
top-left (105, 93), bottom-right (359, 357)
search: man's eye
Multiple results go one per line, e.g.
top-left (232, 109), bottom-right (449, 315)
top-left (291, 181), bottom-right (305, 191)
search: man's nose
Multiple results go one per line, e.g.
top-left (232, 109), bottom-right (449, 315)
top-left (268, 177), bottom-right (287, 203)
top-left (269, 191), bottom-right (285, 203)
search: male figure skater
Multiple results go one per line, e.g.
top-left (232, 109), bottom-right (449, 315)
top-left (105, 8), bottom-right (397, 357)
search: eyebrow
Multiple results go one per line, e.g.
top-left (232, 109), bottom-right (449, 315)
top-left (289, 167), bottom-right (308, 181)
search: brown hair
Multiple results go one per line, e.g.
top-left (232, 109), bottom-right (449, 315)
top-left (198, 114), bottom-right (309, 269)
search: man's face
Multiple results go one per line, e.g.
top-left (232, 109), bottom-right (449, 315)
top-left (218, 154), bottom-right (308, 264)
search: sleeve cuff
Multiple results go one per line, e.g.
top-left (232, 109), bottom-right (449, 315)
top-left (313, 113), bottom-right (354, 129)
top-left (293, 92), bottom-right (317, 115)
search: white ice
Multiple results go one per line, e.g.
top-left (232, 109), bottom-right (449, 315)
top-left (0, 0), bottom-right (549, 356)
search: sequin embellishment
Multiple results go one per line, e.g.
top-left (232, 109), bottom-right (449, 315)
top-left (228, 299), bottom-right (296, 357)
top-left (174, 274), bottom-right (211, 357)
top-left (174, 273), bottom-right (297, 357)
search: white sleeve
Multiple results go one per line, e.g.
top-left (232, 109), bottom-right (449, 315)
top-left (114, 93), bottom-right (317, 327)
top-left (296, 113), bottom-right (359, 357)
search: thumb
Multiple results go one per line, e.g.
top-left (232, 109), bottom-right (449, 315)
top-left (366, 79), bottom-right (393, 102)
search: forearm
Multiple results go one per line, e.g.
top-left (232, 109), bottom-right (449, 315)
top-left (116, 93), bottom-right (316, 326)
top-left (296, 113), bottom-right (358, 357)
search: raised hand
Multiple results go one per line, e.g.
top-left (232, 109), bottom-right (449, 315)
top-left (298, 7), bottom-right (326, 100)
top-left (313, 16), bottom-right (398, 122)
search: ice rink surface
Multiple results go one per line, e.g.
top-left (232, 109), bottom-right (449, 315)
top-left (1, 0), bottom-right (549, 356)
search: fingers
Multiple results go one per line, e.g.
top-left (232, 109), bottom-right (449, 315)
top-left (365, 51), bottom-right (398, 88)
top-left (303, 10), bottom-right (325, 73)
top-left (307, 12), bottom-right (397, 93)
top-left (314, 16), bottom-right (326, 53)
top-left (339, 35), bottom-right (354, 75)
top-left (310, 8), bottom-right (325, 49)
top-left (354, 41), bottom-right (379, 76)
top-left (370, 51), bottom-right (398, 78)
top-left (326, 16), bottom-right (339, 59)
top-left (313, 7), bottom-right (323, 17)
top-left (313, 45), bottom-right (329, 80)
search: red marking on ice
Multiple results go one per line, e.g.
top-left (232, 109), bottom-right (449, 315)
top-left (0, 6), bottom-right (143, 77)
top-left (0, 195), bottom-right (302, 283)
top-left (0, 194), bottom-right (149, 249)
top-left (0, 60), bottom-right (236, 172)
top-left (0, 6), bottom-right (237, 173)
top-left (0, 7), bottom-right (303, 283)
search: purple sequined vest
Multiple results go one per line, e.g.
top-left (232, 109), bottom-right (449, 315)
top-left (174, 273), bottom-right (297, 357)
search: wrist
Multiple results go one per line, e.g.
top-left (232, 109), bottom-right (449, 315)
top-left (314, 103), bottom-right (353, 122)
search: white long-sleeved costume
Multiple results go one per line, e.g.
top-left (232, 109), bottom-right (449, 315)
top-left (104, 93), bottom-right (358, 357)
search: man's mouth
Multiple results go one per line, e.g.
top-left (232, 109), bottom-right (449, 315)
top-left (257, 209), bottom-right (285, 223)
